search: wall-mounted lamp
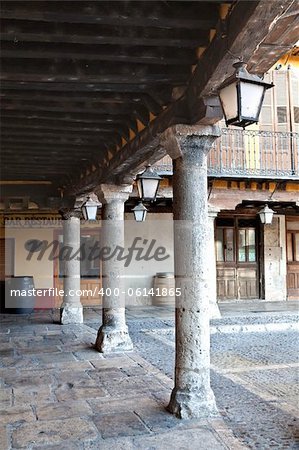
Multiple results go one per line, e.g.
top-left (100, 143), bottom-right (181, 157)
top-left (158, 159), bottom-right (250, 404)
top-left (258, 204), bottom-right (275, 224)
top-left (218, 62), bottom-right (273, 128)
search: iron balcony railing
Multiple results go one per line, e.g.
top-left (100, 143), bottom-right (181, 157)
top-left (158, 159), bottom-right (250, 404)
top-left (154, 129), bottom-right (299, 179)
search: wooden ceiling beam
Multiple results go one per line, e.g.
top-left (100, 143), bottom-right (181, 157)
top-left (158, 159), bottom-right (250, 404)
top-left (0, 138), bottom-right (103, 150)
top-left (1, 112), bottom-right (131, 125)
top-left (0, 134), bottom-right (117, 146)
top-left (1, 89), bottom-right (172, 108)
top-left (0, 81), bottom-right (171, 94)
top-left (1, 59), bottom-right (190, 84)
top-left (1, 42), bottom-right (197, 66)
top-left (1, 21), bottom-right (209, 48)
top-left (1, 102), bottom-right (152, 118)
top-left (0, 2), bottom-right (219, 28)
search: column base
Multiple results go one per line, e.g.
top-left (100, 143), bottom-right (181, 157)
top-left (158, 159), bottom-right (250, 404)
top-left (95, 326), bottom-right (133, 353)
top-left (167, 387), bottom-right (218, 420)
top-left (210, 302), bottom-right (221, 319)
top-left (60, 305), bottom-right (83, 324)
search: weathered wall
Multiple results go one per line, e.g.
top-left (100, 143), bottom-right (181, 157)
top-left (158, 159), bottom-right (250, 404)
top-left (263, 215), bottom-right (287, 301)
top-left (5, 227), bottom-right (54, 289)
top-left (124, 213), bottom-right (174, 305)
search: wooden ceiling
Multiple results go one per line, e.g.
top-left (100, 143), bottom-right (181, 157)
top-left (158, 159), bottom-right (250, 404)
top-left (0, 0), bottom-right (298, 208)
top-left (0, 1), bottom-right (231, 186)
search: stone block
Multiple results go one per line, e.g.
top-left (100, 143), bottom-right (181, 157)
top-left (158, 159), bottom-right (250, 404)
top-left (12, 417), bottom-right (98, 448)
top-left (36, 400), bottom-right (93, 421)
top-left (55, 381), bottom-right (108, 402)
top-left (0, 388), bottom-right (12, 407)
top-left (0, 405), bottom-right (35, 425)
top-left (13, 386), bottom-right (54, 406)
top-left (93, 412), bottom-right (149, 438)
top-left (88, 396), bottom-right (160, 415)
top-left (0, 425), bottom-right (9, 450)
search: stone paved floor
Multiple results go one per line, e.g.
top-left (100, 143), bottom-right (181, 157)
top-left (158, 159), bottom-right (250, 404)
top-left (0, 304), bottom-right (298, 449)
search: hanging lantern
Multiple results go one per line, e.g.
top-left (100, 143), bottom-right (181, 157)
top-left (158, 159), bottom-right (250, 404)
top-left (136, 165), bottom-right (162, 201)
top-left (218, 62), bottom-right (273, 128)
top-left (81, 197), bottom-right (101, 221)
top-left (132, 201), bottom-right (148, 222)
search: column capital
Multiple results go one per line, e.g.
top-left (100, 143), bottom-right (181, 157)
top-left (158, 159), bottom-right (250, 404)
top-left (59, 207), bottom-right (81, 220)
top-left (160, 124), bottom-right (221, 160)
top-left (95, 183), bottom-right (132, 204)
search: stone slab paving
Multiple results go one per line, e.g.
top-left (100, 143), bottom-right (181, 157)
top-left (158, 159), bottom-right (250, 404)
top-left (0, 305), bottom-right (298, 449)
top-left (0, 311), bottom-right (242, 450)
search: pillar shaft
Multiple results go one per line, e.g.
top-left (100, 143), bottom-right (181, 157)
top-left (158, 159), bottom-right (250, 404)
top-left (161, 125), bottom-right (220, 419)
top-left (60, 211), bottom-right (83, 324)
top-left (95, 184), bottom-right (133, 353)
top-left (208, 208), bottom-right (221, 319)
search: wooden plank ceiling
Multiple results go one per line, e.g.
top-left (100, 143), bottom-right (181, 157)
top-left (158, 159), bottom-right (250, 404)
top-left (0, 1), bottom-right (229, 189)
top-left (0, 0), bottom-right (298, 207)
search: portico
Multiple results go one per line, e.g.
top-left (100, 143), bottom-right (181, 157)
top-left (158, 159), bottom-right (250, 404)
top-left (1, 1), bottom-right (298, 437)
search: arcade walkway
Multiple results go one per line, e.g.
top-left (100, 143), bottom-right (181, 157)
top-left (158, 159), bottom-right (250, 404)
top-left (0, 303), bottom-right (298, 449)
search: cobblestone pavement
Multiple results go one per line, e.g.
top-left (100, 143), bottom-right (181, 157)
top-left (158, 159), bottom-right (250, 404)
top-left (123, 317), bottom-right (299, 450)
top-left (0, 307), bottom-right (298, 449)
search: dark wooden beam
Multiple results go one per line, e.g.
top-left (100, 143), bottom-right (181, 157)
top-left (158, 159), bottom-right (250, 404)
top-left (1, 58), bottom-right (190, 84)
top-left (0, 1), bottom-right (219, 28)
top-left (0, 102), bottom-right (152, 120)
top-left (1, 42), bottom-right (197, 66)
top-left (1, 19), bottom-right (209, 48)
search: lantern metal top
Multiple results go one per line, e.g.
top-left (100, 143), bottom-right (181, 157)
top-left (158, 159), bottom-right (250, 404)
top-left (220, 62), bottom-right (273, 89)
top-left (137, 165), bottom-right (163, 181)
top-left (132, 201), bottom-right (148, 222)
top-left (132, 201), bottom-right (148, 213)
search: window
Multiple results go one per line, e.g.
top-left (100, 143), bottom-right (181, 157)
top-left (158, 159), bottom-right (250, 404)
top-left (216, 227), bottom-right (235, 262)
top-left (238, 228), bottom-right (256, 262)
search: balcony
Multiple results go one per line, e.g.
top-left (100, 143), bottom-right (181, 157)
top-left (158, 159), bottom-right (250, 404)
top-left (155, 129), bottom-right (299, 179)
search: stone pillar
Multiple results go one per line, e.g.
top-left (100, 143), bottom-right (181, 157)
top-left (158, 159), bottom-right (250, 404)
top-left (95, 184), bottom-right (133, 353)
top-left (60, 209), bottom-right (83, 324)
top-left (208, 207), bottom-right (221, 319)
top-left (160, 124), bottom-right (220, 419)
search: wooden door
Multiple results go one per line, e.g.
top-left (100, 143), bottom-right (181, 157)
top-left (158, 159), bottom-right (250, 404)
top-left (216, 218), bottom-right (259, 300)
top-left (287, 230), bottom-right (299, 299)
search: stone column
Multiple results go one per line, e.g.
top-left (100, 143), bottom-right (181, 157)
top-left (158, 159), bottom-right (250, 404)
top-left (208, 207), bottom-right (221, 319)
top-left (95, 184), bottom-right (133, 353)
top-left (60, 209), bottom-right (83, 324)
top-left (160, 124), bottom-right (220, 419)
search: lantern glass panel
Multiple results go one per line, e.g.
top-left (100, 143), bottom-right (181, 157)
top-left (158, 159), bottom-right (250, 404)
top-left (240, 82), bottom-right (264, 121)
top-left (139, 178), bottom-right (159, 200)
top-left (134, 209), bottom-right (147, 222)
top-left (219, 82), bottom-right (238, 121)
top-left (85, 205), bottom-right (98, 220)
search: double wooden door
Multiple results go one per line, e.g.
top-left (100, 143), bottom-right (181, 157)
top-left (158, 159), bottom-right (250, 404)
top-left (216, 218), bottom-right (259, 300)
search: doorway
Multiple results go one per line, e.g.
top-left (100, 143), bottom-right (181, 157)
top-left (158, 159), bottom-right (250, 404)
top-left (215, 217), bottom-right (259, 300)
top-left (286, 218), bottom-right (299, 299)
